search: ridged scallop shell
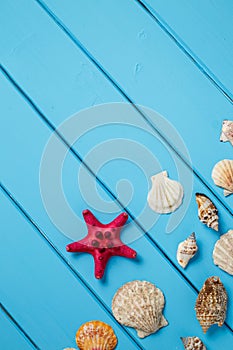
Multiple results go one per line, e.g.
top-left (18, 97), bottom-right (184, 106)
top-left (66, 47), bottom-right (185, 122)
top-left (177, 233), bottom-right (198, 268)
top-left (147, 171), bottom-right (184, 213)
top-left (212, 159), bottom-right (233, 197)
top-left (195, 276), bottom-right (227, 333)
top-left (112, 280), bottom-right (168, 338)
top-left (76, 321), bottom-right (117, 350)
top-left (220, 120), bottom-right (233, 146)
top-left (181, 336), bottom-right (207, 350)
top-left (213, 230), bottom-right (233, 275)
top-left (195, 193), bottom-right (219, 231)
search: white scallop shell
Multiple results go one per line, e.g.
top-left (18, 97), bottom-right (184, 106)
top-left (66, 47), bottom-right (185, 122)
top-left (212, 159), bottom-right (233, 197)
top-left (112, 280), bottom-right (168, 338)
top-left (213, 230), bottom-right (233, 275)
top-left (181, 336), bottom-right (207, 350)
top-left (220, 120), bottom-right (233, 146)
top-left (177, 233), bottom-right (198, 268)
top-left (147, 171), bottom-right (184, 213)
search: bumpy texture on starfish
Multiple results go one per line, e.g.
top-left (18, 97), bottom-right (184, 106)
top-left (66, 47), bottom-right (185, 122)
top-left (66, 210), bottom-right (137, 279)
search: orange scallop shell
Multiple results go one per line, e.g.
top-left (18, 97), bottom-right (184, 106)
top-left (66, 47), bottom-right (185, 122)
top-left (76, 320), bottom-right (117, 350)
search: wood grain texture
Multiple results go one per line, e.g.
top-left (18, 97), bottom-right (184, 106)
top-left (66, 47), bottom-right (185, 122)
top-left (34, 0), bottom-right (233, 211)
top-left (0, 0), bottom-right (233, 349)
top-left (139, 0), bottom-right (233, 100)
top-left (0, 309), bottom-right (35, 350)
top-left (1, 55), bottom-right (233, 349)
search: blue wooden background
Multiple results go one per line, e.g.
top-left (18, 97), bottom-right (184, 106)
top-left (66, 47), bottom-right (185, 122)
top-left (1, 1), bottom-right (233, 349)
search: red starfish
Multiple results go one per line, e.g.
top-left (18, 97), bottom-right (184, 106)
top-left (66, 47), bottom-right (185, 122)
top-left (66, 209), bottom-right (137, 279)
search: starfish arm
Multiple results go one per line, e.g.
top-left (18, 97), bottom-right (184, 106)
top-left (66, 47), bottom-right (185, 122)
top-left (66, 241), bottom-right (92, 253)
top-left (82, 209), bottom-right (103, 227)
top-left (109, 212), bottom-right (128, 228)
top-left (114, 244), bottom-right (137, 259)
top-left (93, 251), bottom-right (111, 279)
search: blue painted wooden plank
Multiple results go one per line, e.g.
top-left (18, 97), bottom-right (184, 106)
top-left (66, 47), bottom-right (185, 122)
top-left (32, 0), bottom-right (233, 211)
top-left (139, 0), bottom-right (233, 100)
top-left (0, 0), bottom-right (232, 348)
top-left (0, 188), bottom-right (141, 350)
top-left (0, 0), bottom-right (232, 316)
top-left (0, 308), bottom-right (35, 349)
top-left (0, 1), bottom-right (123, 119)
top-left (1, 62), bottom-right (233, 348)
top-left (0, 0), bottom-right (231, 326)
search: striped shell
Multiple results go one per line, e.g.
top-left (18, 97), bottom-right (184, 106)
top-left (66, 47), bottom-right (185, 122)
top-left (112, 280), bottom-right (168, 338)
top-left (76, 321), bottom-right (117, 350)
top-left (212, 159), bottom-right (233, 196)
top-left (181, 336), bottom-right (207, 350)
top-left (220, 120), bottom-right (233, 146)
top-left (177, 233), bottom-right (198, 268)
top-left (195, 193), bottom-right (219, 231)
top-left (213, 230), bottom-right (233, 275)
top-left (147, 171), bottom-right (184, 214)
top-left (195, 276), bottom-right (227, 333)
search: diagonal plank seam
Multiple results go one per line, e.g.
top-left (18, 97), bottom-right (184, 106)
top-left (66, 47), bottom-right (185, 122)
top-left (0, 67), bottom-right (233, 334)
top-left (0, 302), bottom-right (40, 350)
top-left (135, 0), bottom-right (233, 104)
top-left (32, 0), bottom-right (232, 216)
top-left (0, 183), bottom-right (146, 350)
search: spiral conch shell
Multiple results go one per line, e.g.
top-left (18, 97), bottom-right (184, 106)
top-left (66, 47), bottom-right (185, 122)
top-left (181, 336), bottom-right (206, 350)
top-left (147, 171), bottom-right (184, 213)
top-left (177, 233), bottom-right (198, 268)
top-left (213, 229), bottom-right (233, 275)
top-left (195, 276), bottom-right (227, 333)
top-left (112, 280), bottom-right (168, 338)
top-left (76, 321), bottom-right (117, 350)
top-left (195, 193), bottom-right (219, 231)
top-left (212, 159), bottom-right (233, 197)
top-left (220, 120), bottom-right (233, 146)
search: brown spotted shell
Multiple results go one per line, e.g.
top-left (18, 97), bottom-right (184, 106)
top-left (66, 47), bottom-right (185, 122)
top-left (177, 233), bottom-right (198, 268)
top-left (195, 193), bottom-right (219, 231)
top-left (112, 280), bottom-right (168, 338)
top-left (181, 336), bottom-right (206, 350)
top-left (195, 276), bottom-right (227, 333)
top-left (76, 321), bottom-right (117, 350)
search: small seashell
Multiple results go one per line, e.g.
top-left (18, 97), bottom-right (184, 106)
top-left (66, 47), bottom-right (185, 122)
top-left (195, 193), bottom-right (219, 231)
top-left (181, 336), bottom-right (207, 350)
top-left (112, 280), bottom-right (168, 338)
top-left (212, 159), bottom-right (233, 197)
top-left (63, 348), bottom-right (76, 350)
top-left (177, 233), bottom-right (198, 268)
top-left (195, 276), bottom-right (227, 333)
top-left (220, 120), bottom-right (233, 146)
top-left (76, 321), bottom-right (117, 350)
top-left (147, 170), bottom-right (184, 214)
top-left (213, 229), bottom-right (233, 275)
